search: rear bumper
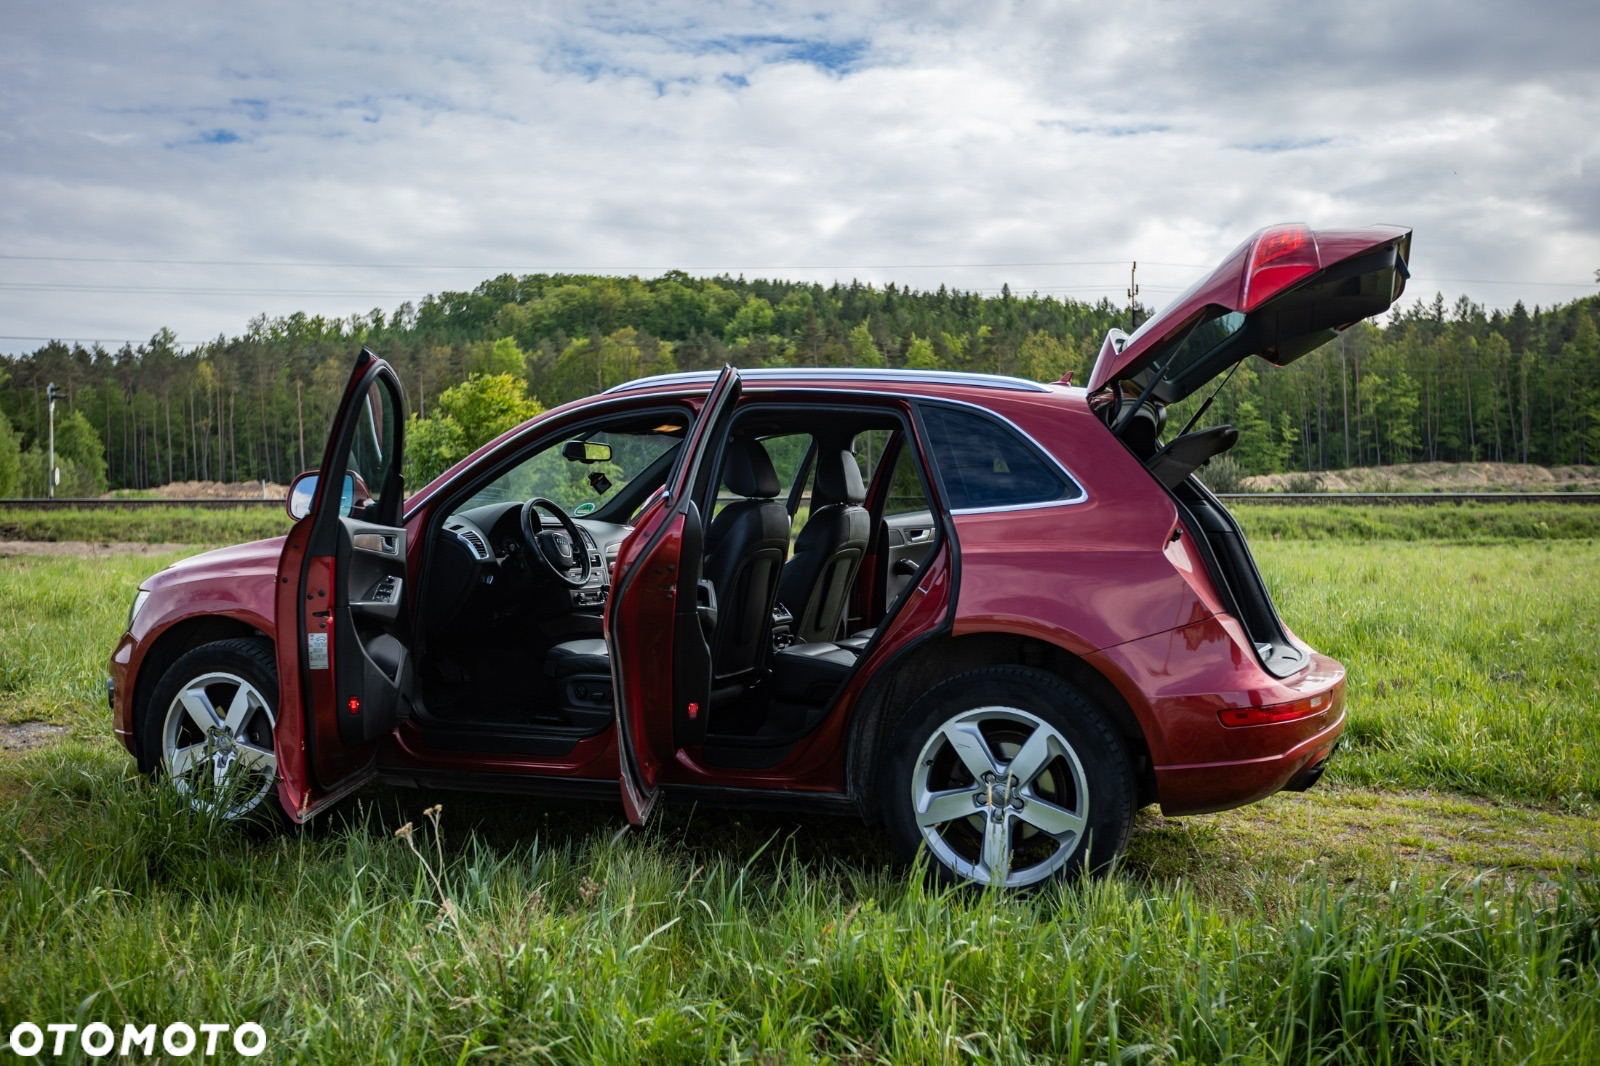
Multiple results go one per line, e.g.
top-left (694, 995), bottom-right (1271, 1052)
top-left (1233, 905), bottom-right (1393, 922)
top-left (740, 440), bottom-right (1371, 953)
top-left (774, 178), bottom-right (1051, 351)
top-left (1153, 707), bottom-right (1344, 815)
top-left (1084, 613), bottom-right (1348, 817)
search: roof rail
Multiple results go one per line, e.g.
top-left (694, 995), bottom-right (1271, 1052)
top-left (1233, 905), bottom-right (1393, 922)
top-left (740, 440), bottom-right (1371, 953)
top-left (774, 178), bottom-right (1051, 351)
top-left (603, 367), bottom-right (1053, 395)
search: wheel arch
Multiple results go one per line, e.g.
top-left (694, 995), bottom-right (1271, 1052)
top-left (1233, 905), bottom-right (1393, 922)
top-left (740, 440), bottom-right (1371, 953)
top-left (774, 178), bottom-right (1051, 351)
top-left (845, 631), bottom-right (1157, 822)
top-left (131, 616), bottom-right (272, 766)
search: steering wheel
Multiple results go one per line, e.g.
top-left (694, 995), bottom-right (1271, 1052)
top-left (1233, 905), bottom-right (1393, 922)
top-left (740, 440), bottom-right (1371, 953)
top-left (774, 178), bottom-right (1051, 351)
top-left (518, 497), bottom-right (594, 589)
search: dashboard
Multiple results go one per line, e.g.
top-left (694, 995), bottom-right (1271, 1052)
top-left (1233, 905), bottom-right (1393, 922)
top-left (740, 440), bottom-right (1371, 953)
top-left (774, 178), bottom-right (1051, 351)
top-left (423, 500), bottom-right (633, 636)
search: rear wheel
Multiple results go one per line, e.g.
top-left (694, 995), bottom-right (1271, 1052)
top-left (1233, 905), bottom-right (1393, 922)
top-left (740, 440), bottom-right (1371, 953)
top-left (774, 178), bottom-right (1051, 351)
top-left (881, 666), bottom-right (1134, 888)
top-left (139, 638), bottom-right (286, 825)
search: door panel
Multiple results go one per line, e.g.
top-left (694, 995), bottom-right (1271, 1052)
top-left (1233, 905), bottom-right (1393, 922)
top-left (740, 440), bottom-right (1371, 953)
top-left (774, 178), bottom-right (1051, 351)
top-left (609, 366), bottom-right (741, 822)
top-left (333, 517), bottom-right (412, 746)
top-left (883, 511), bottom-right (937, 604)
top-left (274, 348), bottom-right (410, 819)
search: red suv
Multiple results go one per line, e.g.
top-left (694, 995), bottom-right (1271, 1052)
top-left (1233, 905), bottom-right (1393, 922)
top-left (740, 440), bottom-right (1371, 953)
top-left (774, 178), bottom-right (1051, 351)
top-left (109, 224), bottom-right (1411, 887)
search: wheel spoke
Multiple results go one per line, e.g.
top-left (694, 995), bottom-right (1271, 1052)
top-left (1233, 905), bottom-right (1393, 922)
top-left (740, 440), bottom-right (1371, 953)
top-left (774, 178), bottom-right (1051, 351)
top-left (1006, 723), bottom-right (1064, 788)
top-left (915, 787), bottom-right (979, 827)
top-left (1016, 794), bottom-right (1086, 839)
top-left (180, 688), bottom-right (222, 732)
top-left (221, 685), bottom-right (255, 735)
top-left (980, 811), bottom-right (1013, 882)
top-left (234, 742), bottom-right (276, 773)
top-left (168, 742), bottom-right (206, 776)
top-left (940, 720), bottom-right (1001, 781)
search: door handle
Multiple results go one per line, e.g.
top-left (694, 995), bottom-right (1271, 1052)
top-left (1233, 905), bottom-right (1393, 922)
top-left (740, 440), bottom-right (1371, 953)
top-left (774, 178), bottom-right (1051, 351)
top-left (352, 532), bottom-right (399, 555)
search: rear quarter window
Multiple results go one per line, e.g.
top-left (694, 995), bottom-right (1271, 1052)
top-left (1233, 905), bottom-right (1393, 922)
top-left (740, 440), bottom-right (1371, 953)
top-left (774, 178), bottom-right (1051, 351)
top-left (918, 404), bottom-right (1081, 511)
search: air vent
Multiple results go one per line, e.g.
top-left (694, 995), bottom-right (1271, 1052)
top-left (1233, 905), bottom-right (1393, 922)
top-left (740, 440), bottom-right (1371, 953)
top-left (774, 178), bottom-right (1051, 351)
top-left (455, 527), bottom-right (491, 560)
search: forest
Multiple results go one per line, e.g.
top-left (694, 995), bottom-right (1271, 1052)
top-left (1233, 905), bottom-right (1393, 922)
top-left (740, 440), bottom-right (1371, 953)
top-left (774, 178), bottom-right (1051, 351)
top-left (0, 270), bottom-right (1596, 495)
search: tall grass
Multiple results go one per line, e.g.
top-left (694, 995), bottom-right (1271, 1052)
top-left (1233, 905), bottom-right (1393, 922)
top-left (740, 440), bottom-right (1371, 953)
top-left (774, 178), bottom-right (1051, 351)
top-left (1258, 540), bottom-right (1600, 806)
top-left (1233, 502), bottom-right (1600, 542)
top-left (2, 744), bottom-right (1596, 1064)
top-left (0, 505), bottom-right (288, 545)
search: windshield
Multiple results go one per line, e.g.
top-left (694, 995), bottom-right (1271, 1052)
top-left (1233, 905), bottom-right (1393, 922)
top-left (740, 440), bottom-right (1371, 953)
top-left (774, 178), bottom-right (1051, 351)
top-left (458, 422), bottom-right (684, 516)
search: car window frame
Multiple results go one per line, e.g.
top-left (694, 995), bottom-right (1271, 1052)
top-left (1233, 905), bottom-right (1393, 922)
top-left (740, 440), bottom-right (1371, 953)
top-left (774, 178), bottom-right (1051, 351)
top-left (911, 399), bottom-right (1088, 516)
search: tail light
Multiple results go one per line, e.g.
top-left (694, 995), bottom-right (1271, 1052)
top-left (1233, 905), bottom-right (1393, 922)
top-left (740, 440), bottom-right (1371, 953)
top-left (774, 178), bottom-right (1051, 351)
top-left (1240, 224), bottom-right (1320, 312)
top-left (1218, 690), bottom-right (1332, 727)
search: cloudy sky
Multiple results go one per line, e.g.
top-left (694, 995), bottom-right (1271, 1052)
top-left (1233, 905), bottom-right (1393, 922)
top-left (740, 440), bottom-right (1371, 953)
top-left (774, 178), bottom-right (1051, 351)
top-left (2, 0), bottom-right (1597, 355)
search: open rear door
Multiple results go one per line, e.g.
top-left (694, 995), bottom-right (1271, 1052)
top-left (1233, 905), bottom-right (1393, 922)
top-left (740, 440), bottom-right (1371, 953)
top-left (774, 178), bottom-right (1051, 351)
top-left (274, 348), bottom-right (411, 821)
top-left (607, 366), bottom-right (741, 822)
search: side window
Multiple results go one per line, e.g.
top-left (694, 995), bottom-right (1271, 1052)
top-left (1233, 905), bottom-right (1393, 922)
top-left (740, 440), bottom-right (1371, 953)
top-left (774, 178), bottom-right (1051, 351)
top-left (347, 379), bottom-right (402, 518)
top-left (877, 436), bottom-right (931, 518)
top-left (918, 405), bottom-right (1079, 511)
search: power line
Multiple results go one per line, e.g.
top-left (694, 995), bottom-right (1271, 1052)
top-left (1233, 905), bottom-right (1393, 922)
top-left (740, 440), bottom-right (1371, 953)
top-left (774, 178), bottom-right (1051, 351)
top-left (0, 253), bottom-right (1179, 270)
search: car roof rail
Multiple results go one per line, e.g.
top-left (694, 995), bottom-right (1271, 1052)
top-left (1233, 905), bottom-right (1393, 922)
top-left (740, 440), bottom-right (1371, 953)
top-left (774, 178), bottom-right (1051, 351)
top-left (603, 367), bottom-right (1055, 395)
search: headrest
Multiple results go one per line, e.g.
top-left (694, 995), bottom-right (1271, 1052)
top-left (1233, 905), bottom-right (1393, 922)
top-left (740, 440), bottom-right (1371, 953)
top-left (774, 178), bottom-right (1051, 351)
top-left (815, 448), bottom-right (866, 505)
top-left (722, 438), bottom-right (780, 499)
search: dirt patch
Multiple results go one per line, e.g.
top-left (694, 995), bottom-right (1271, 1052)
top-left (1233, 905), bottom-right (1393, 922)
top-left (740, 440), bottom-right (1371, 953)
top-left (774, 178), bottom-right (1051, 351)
top-left (1242, 462), bottom-right (1600, 494)
top-left (106, 479), bottom-right (287, 500)
top-left (0, 540), bottom-right (190, 557)
top-left (0, 722), bottom-right (68, 752)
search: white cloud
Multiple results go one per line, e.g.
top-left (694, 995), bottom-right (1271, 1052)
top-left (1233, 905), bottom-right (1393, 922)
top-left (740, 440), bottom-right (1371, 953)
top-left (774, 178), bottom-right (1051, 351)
top-left (2, 0), bottom-right (1597, 353)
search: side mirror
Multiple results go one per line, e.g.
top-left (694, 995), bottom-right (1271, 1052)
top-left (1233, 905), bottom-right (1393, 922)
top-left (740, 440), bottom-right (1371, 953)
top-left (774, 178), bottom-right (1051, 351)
top-left (561, 439), bottom-right (613, 464)
top-left (286, 471), bottom-right (356, 521)
top-left (287, 472), bottom-right (319, 521)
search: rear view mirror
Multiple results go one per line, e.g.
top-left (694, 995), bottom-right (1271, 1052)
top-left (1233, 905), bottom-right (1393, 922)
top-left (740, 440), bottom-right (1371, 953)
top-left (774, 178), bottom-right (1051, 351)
top-left (286, 472), bottom-right (357, 520)
top-left (562, 440), bottom-right (613, 464)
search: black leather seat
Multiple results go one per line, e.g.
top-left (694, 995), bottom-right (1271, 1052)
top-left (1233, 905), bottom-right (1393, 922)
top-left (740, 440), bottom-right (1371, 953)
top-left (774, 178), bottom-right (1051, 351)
top-left (544, 438), bottom-right (789, 720)
top-left (777, 448), bottom-right (870, 644)
top-left (704, 438), bottom-right (791, 699)
top-left (543, 637), bottom-right (614, 732)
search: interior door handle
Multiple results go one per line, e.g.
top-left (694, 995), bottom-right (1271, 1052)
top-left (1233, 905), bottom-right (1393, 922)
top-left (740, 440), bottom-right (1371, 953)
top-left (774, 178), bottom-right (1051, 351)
top-left (352, 532), bottom-right (399, 555)
top-left (906, 528), bottom-right (932, 544)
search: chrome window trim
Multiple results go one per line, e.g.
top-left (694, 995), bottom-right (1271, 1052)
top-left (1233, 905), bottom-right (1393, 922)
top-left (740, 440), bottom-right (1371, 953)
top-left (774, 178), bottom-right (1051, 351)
top-left (604, 367), bottom-right (1054, 395)
top-left (914, 396), bottom-right (1089, 515)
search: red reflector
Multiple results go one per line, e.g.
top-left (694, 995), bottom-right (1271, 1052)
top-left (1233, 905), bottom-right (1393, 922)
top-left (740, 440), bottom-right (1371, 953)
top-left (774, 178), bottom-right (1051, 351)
top-left (686, 701), bottom-right (699, 720)
top-left (1241, 224), bottom-right (1319, 312)
top-left (1219, 692), bottom-right (1328, 727)
top-left (347, 696), bottom-right (361, 714)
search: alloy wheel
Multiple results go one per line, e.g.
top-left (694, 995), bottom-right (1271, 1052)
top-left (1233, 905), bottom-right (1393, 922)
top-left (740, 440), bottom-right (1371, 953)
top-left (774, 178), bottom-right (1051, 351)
top-left (909, 706), bottom-right (1091, 888)
top-left (159, 670), bottom-right (278, 820)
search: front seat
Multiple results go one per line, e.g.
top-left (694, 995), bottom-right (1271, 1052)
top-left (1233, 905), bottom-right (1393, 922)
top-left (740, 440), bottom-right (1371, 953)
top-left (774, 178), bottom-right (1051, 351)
top-left (777, 447), bottom-right (870, 644)
top-left (702, 437), bottom-right (791, 700)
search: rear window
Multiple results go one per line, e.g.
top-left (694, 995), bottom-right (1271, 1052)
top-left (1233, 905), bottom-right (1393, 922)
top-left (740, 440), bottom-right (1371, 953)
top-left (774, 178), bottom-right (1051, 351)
top-left (918, 405), bottom-right (1080, 511)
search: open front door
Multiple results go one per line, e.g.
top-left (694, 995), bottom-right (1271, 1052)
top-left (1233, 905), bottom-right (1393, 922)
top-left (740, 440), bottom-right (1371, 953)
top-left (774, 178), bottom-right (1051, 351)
top-left (607, 366), bottom-right (741, 822)
top-left (274, 348), bottom-right (411, 821)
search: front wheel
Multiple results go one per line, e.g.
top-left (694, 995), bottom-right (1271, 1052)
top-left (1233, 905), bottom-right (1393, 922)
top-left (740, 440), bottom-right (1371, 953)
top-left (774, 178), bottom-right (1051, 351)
top-left (139, 638), bottom-right (286, 825)
top-left (881, 666), bottom-right (1135, 889)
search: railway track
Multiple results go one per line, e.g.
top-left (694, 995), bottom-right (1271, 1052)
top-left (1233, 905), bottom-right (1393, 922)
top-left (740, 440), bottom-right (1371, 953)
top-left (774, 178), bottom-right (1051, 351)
top-left (3, 492), bottom-right (1600, 510)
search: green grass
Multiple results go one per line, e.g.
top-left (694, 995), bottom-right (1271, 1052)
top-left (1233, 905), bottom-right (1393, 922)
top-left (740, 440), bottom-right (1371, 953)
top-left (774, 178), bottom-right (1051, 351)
top-left (0, 504), bottom-right (289, 545)
top-left (1258, 540), bottom-right (1600, 806)
top-left (1, 744), bottom-right (1596, 1064)
top-left (3, 515), bottom-right (1599, 1062)
top-left (0, 550), bottom-right (196, 727)
top-left (1233, 502), bottom-right (1600, 542)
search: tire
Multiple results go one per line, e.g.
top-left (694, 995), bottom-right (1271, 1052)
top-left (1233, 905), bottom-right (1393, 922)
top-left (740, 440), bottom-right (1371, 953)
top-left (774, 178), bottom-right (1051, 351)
top-left (138, 638), bottom-right (288, 826)
top-left (880, 666), bottom-right (1135, 889)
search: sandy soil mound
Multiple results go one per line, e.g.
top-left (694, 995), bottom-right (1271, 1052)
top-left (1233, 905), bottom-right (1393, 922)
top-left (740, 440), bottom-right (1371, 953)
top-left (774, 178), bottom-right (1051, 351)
top-left (108, 479), bottom-right (288, 500)
top-left (1242, 462), bottom-right (1600, 493)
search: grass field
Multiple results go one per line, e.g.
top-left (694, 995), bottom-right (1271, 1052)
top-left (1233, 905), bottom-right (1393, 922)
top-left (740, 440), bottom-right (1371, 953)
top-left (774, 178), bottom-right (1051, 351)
top-left (1, 513), bottom-right (1597, 1062)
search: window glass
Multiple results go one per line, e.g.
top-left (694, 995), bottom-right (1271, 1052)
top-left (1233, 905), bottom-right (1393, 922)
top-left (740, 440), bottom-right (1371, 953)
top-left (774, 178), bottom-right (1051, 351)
top-left (459, 424), bottom-right (683, 515)
top-left (919, 405), bottom-right (1078, 511)
top-left (1157, 309), bottom-right (1247, 388)
top-left (878, 436), bottom-right (931, 518)
top-left (346, 380), bottom-right (400, 516)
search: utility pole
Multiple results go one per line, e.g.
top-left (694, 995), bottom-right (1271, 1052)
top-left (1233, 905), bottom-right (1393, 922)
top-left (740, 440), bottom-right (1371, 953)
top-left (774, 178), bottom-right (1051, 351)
top-left (46, 383), bottom-right (63, 498)
top-left (1126, 262), bottom-right (1141, 331)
